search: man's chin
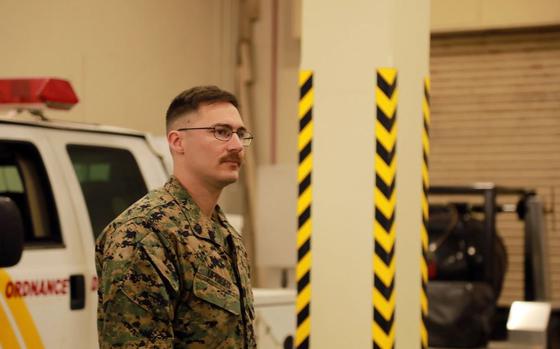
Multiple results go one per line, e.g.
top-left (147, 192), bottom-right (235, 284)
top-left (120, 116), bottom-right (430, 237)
top-left (217, 172), bottom-right (240, 187)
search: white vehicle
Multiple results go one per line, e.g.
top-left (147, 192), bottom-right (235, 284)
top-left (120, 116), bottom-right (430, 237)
top-left (0, 78), bottom-right (294, 349)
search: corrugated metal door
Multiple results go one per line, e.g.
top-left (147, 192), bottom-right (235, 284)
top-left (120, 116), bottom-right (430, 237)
top-left (429, 27), bottom-right (560, 305)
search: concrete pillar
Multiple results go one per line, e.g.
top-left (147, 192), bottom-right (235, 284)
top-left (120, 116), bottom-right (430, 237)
top-left (299, 1), bottom-right (430, 348)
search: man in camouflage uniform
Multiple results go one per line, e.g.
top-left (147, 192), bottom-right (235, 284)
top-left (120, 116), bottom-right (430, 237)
top-left (96, 86), bottom-right (256, 348)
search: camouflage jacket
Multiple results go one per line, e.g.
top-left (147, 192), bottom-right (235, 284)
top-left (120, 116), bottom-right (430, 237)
top-left (96, 177), bottom-right (256, 348)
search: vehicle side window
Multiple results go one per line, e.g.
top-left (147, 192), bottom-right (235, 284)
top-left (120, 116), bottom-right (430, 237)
top-left (0, 141), bottom-right (63, 246)
top-left (66, 145), bottom-right (148, 238)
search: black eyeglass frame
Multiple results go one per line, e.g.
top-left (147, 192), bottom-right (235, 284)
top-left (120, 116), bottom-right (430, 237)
top-left (176, 125), bottom-right (254, 146)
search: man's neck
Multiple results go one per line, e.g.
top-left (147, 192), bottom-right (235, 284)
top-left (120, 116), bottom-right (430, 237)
top-left (174, 172), bottom-right (221, 217)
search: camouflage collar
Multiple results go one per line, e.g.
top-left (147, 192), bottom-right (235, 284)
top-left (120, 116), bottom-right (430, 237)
top-left (164, 176), bottom-right (231, 248)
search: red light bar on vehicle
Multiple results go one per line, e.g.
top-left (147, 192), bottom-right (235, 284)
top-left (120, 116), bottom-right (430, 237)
top-left (0, 78), bottom-right (79, 110)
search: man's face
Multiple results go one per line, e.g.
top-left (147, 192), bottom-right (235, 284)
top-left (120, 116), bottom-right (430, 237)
top-left (176, 102), bottom-right (245, 188)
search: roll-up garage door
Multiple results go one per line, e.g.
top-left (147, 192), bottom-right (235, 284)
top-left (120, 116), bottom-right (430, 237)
top-left (429, 26), bottom-right (560, 305)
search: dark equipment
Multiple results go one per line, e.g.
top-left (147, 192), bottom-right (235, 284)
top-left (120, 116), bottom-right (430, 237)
top-left (425, 184), bottom-right (550, 348)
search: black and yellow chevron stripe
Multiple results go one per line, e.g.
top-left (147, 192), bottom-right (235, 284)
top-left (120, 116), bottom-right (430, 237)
top-left (373, 68), bottom-right (398, 349)
top-left (420, 77), bottom-right (431, 349)
top-left (296, 70), bottom-right (313, 349)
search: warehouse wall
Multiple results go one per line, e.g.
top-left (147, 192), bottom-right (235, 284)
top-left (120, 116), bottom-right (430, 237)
top-left (432, 0), bottom-right (560, 33)
top-left (0, 0), bottom-right (237, 136)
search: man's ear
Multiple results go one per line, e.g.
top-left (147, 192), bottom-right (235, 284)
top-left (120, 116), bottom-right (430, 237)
top-left (168, 131), bottom-right (184, 154)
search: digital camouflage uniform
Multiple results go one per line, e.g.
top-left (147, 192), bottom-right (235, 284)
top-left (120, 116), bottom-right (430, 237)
top-left (96, 177), bottom-right (256, 348)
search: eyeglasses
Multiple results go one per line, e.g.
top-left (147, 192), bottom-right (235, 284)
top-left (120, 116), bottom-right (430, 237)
top-left (176, 124), bottom-right (254, 146)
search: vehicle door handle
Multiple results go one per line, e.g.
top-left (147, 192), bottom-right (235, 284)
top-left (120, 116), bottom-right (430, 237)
top-left (69, 274), bottom-right (85, 310)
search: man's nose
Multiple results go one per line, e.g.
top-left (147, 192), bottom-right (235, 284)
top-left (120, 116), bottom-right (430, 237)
top-left (227, 133), bottom-right (244, 151)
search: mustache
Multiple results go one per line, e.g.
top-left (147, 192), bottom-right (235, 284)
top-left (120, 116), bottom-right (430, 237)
top-left (220, 154), bottom-right (242, 164)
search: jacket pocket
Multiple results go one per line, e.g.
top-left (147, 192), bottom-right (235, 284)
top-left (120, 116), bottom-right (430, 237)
top-left (193, 266), bottom-right (241, 316)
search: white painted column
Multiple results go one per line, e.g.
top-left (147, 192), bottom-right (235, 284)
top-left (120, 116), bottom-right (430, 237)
top-left (299, 1), bottom-right (430, 348)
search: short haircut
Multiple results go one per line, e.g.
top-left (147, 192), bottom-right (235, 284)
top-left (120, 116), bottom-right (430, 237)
top-left (166, 85), bottom-right (239, 132)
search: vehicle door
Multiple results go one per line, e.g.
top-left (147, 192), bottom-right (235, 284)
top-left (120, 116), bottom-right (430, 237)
top-left (0, 124), bottom-right (90, 348)
top-left (44, 127), bottom-right (168, 347)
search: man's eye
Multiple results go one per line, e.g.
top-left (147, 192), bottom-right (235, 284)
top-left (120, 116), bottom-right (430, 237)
top-left (215, 127), bottom-right (232, 138)
top-left (237, 130), bottom-right (248, 138)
